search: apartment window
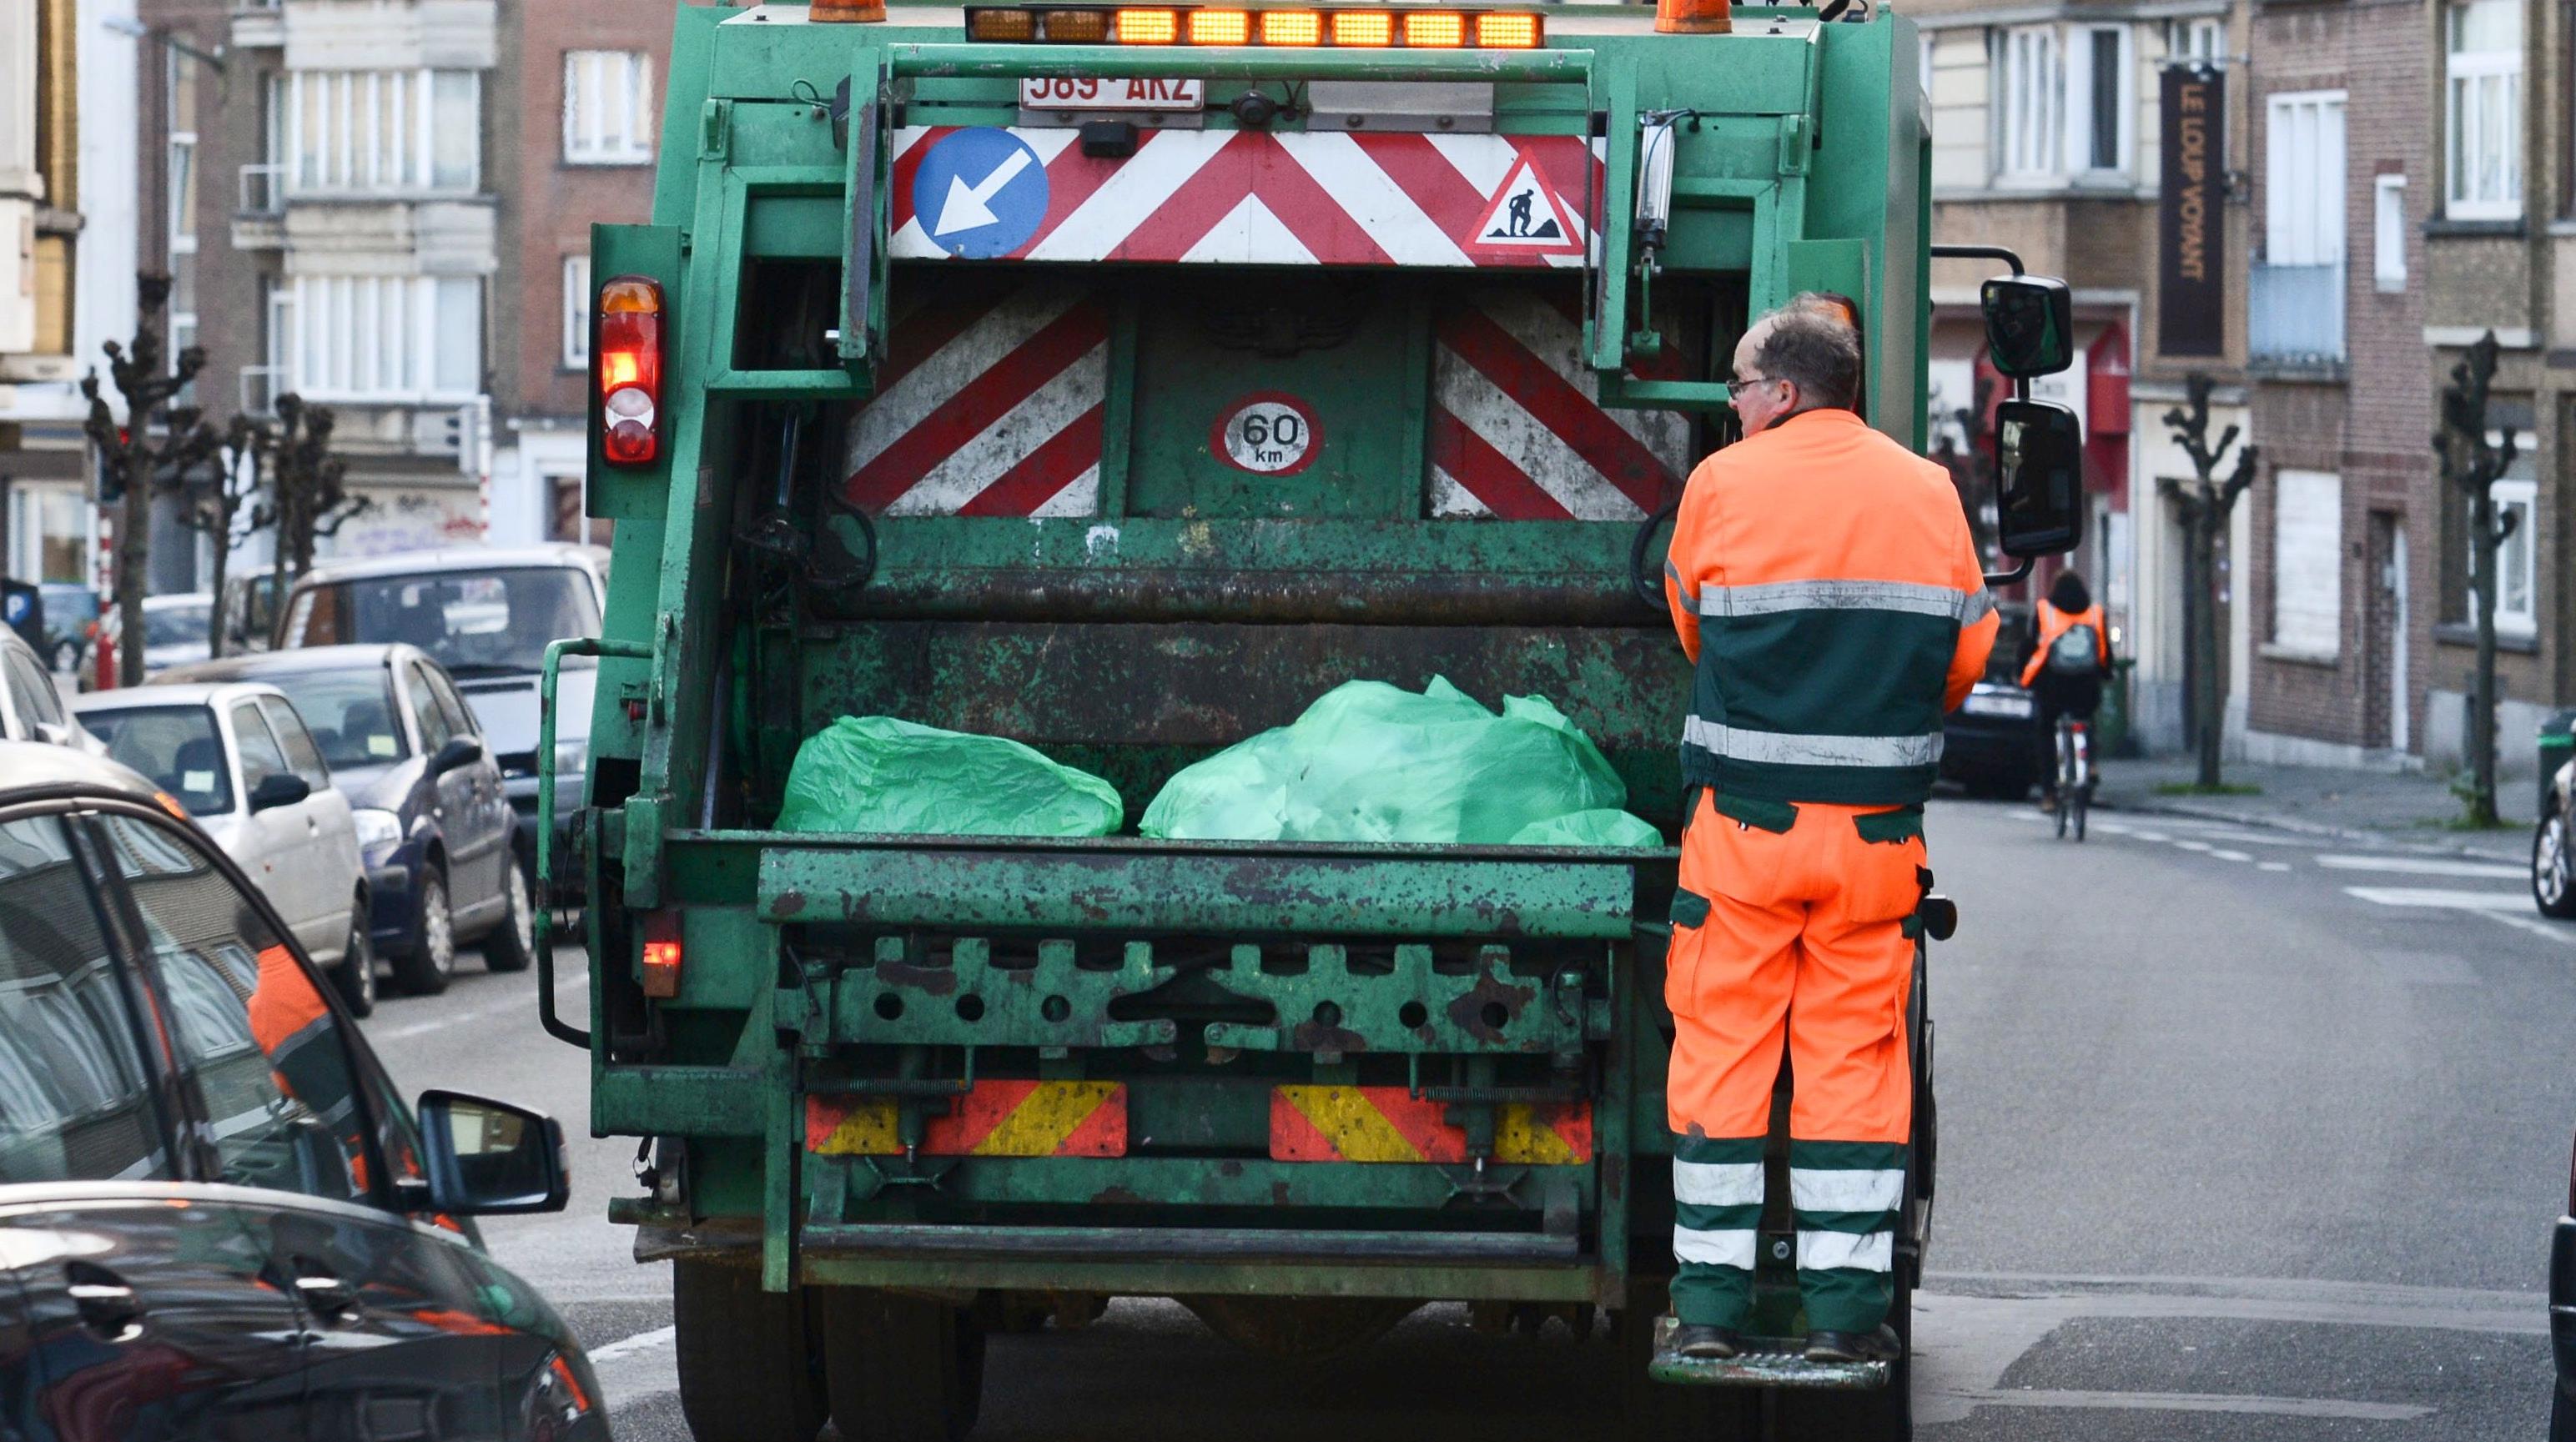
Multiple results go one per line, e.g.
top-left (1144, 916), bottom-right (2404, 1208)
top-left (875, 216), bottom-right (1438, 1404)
top-left (563, 52), bottom-right (655, 165)
top-left (550, 475), bottom-right (612, 546)
top-left (2374, 174), bottom-right (2408, 291)
top-left (561, 256), bottom-right (591, 369)
top-left (2075, 27), bottom-right (2131, 173)
top-left (1996, 26), bottom-right (2063, 180)
top-left (2272, 470), bottom-right (2342, 656)
top-left (2493, 475), bottom-right (2538, 634)
top-left (289, 274), bottom-right (482, 402)
top-left (2446, 0), bottom-right (2523, 219)
top-left (285, 69), bottom-right (482, 194)
top-left (167, 53), bottom-right (200, 399)
top-left (2171, 17), bottom-right (2226, 63)
top-left (1919, 33), bottom-right (1935, 96)
top-left (2266, 92), bottom-right (2347, 267)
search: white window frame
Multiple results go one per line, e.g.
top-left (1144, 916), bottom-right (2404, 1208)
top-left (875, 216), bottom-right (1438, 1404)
top-left (2067, 24), bottom-right (2133, 178)
top-left (2445, 0), bottom-right (2523, 220)
top-left (282, 68), bottom-right (481, 197)
top-left (285, 274), bottom-right (483, 404)
top-left (2172, 17), bottom-right (2226, 64)
top-left (2264, 90), bottom-right (2347, 267)
top-left (562, 51), bottom-right (656, 166)
top-left (2372, 174), bottom-right (2408, 292)
top-left (561, 255), bottom-right (591, 369)
top-left (1994, 25), bottom-right (2064, 183)
top-left (2491, 472), bottom-right (2539, 636)
top-left (2269, 469), bottom-right (2343, 658)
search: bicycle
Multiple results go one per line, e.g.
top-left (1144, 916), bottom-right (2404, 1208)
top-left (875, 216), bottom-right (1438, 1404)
top-left (2053, 715), bottom-right (2091, 841)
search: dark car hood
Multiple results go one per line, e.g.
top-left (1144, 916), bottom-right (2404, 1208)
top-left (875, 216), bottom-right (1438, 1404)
top-left (451, 667), bottom-right (595, 759)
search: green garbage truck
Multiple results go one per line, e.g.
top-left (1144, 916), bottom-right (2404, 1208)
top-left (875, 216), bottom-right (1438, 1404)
top-left (541, 2), bottom-right (2084, 1436)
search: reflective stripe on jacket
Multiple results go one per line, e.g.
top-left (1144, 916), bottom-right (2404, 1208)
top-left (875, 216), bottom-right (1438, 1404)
top-left (1662, 409), bottom-right (1999, 806)
top-left (2019, 599), bottom-right (2111, 686)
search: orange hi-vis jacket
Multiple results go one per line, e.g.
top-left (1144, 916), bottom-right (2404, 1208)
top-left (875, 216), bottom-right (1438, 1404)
top-left (2020, 598), bottom-right (2110, 686)
top-left (1662, 408), bottom-right (1999, 806)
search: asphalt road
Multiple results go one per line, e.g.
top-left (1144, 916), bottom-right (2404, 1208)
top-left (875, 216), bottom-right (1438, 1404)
top-left (360, 796), bottom-right (2570, 1439)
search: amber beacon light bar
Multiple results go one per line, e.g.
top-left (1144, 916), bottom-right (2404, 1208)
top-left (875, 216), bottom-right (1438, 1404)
top-left (963, 4), bottom-right (1546, 48)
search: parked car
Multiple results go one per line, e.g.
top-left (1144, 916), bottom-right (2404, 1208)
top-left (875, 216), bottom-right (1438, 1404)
top-left (0, 626), bottom-right (97, 751)
top-left (158, 644), bottom-right (534, 996)
top-left (0, 741), bottom-right (601, 1442)
top-left (33, 581), bottom-right (98, 672)
top-left (2536, 760), bottom-right (2576, 919)
top-left (95, 591), bottom-right (219, 679)
top-left (1940, 600), bottom-right (2042, 798)
top-left (279, 545), bottom-right (607, 890)
top-left (72, 681), bottom-right (375, 1013)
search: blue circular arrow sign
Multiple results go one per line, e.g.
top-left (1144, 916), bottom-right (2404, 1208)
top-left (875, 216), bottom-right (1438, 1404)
top-left (913, 128), bottom-right (1049, 259)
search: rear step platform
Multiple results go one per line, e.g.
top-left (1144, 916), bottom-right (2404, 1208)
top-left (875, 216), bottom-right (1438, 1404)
top-left (1648, 1317), bottom-right (1894, 1391)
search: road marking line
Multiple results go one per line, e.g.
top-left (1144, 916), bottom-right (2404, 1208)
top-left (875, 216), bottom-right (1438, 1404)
top-left (2485, 912), bottom-right (2576, 946)
top-left (1936, 1389), bottom-right (2431, 1421)
top-left (2259, 862), bottom-right (2292, 872)
top-left (588, 1324), bottom-right (677, 1362)
top-left (2171, 840), bottom-right (2213, 852)
top-left (2210, 849), bottom-right (2251, 862)
top-left (2317, 854), bottom-right (2527, 879)
top-left (2131, 831), bottom-right (2170, 842)
top-left (2341, 886), bottom-right (2530, 911)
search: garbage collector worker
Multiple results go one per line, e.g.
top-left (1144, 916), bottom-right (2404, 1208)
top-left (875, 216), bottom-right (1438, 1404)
top-left (1659, 298), bottom-right (1997, 1364)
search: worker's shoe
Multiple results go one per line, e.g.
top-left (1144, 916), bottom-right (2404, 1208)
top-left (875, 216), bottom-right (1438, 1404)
top-left (1804, 1324), bottom-right (1903, 1364)
top-left (1668, 1322), bottom-right (1747, 1360)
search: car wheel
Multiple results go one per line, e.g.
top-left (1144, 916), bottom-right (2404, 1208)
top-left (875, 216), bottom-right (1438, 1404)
top-left (2536, 811), bottom-right (2576, 919)
top-left (391, 867), bottom-right (456, 995)
top-left (334, 911), bottom-right (377, 1017)
top-left (482, 859), bottom-right (536, 972)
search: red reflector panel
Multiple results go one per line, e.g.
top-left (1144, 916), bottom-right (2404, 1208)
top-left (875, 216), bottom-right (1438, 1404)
top-left (640, 912), bottom-right (682, 998)
top-left (808, 1082), bottom-right (1130, 1157)
top-left (1269, 1086), bottom-right (1593, 1163)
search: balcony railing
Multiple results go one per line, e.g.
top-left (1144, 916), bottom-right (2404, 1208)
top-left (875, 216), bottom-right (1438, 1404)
top-left (2249, 261), bottom-right (2347, 367)
top-left (239, 163), bottom-right (285, 216)
top-left (241, 365), bottom-right (286, 418)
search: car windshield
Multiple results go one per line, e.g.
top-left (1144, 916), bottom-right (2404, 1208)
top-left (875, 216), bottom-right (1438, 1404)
top-left (272, 666), bottom-right (405, 770)
top-left (284, 568), bottom-right (598, 676)
top-left (83, 705), bottom-right (233, 815)
top-left (144, 603), bottom-right (211, 650)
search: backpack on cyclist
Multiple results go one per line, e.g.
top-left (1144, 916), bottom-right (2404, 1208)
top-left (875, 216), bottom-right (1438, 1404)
top-left (2045, 622), bottom-right (2102, 676)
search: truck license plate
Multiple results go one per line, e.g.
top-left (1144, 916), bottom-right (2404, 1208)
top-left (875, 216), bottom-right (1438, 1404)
top-left (1019, 78), bottom-right (1205, 111)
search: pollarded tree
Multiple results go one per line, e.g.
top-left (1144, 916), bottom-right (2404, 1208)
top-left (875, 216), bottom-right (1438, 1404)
top-left (2157, 373), bottom-right (2258, 790)
top-left (80, 274), bottom-right (222, 687)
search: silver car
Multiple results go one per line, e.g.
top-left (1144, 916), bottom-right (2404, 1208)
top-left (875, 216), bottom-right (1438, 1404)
top-left (70, 681), bottom-right (375, 1013)
top-left (0, 627), bottom-right (94, 751)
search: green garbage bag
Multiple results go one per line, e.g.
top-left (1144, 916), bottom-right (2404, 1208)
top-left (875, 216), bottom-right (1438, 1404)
top-left (1140, 677), bottom-right (1637, 844)
top-left (777, 716), bottom-right (1123, 837)
top-left (1509, 809), bottom-right (1665, 848)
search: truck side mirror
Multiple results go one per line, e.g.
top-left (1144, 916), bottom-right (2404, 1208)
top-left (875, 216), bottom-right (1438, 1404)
top-left (1980, 276), bottom-right (2074, 378)
top-left (1993, 399), bottom-right (2085, 559)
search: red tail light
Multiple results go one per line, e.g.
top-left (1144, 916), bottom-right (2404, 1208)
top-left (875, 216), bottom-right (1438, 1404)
top-left (595, 275), bottom-right (665, 469)
top-left (641, 911), bottom-right (682, 999)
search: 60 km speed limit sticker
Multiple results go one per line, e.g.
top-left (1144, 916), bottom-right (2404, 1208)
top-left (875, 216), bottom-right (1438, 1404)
top-left (1211, 393), bottom-right (1322, 476)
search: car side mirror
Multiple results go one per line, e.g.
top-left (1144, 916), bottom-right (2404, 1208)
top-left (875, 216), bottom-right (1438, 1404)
top-left (30, 721), bottom-right (68, 747)
top-left (417, 1090), bottom-right (570, 1215)
top-left (1993, 399), bottom-right (2085, 559)
top-left (430, 736), bottom-right (484, 776)
top-left (249, 772), bottom-right (312, 811)
top-left (1980, 275), bottom-right (2075, 378)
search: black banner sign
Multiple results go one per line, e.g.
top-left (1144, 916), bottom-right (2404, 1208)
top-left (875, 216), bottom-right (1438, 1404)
top-left (2158, 66), bottom-right (2226, 357)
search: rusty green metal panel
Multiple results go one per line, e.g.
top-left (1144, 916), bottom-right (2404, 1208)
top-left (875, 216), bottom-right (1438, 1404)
top-left (757, 843), bottom-right (1639, 940)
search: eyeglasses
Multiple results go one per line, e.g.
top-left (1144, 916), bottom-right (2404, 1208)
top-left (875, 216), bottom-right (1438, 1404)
top-left (1730, 373), bottom-right (1785, 390)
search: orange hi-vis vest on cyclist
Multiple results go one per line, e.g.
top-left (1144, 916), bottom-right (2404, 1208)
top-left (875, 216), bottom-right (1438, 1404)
top-left (2020, 597), bottom-right (2109, 686)
top-left (1658, 329), bottom-right (1996, 1352)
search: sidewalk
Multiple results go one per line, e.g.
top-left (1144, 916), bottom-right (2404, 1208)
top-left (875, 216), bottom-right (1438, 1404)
top-left (2088, 756), bottom-right (2533, 864)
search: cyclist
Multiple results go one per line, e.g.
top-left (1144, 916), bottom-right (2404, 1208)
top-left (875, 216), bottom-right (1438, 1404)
top-left (2020, 569), bottom-right (2112, 812)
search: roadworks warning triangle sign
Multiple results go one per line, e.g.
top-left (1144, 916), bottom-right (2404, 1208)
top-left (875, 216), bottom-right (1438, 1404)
top-left (1467, 158), bottom-right (1582, 253)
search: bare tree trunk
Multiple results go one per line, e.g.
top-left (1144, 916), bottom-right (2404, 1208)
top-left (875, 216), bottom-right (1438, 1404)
top-left (204, 505), bottom-right (230, 662)
top-left (2191, 516), bottom-right (2223, 788)
top-left (2468, 490), bottom-right (2501, 826)
top-left (114, 470), bottom-right (149, 689)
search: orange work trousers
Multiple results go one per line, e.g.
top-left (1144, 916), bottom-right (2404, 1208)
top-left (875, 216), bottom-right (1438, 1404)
top-left (1663, 790), bottom-right (1922, 1333)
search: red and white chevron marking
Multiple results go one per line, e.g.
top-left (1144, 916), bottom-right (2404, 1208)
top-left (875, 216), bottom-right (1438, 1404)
top-left (1428, 289), bottom-right (1691, 520)
top-left (842, 284), bottom-right (1109, 517)
top-left (889, 128), bottom-right (1602, 269)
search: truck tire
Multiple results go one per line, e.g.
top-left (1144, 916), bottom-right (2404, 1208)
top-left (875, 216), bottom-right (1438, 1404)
top-left (673, 1260), bottom-right (828, 1442)
top-left (818, 1287), bottom-right (986, 1442)
top-left (1614, 1277), bottom-right (1760, 1440)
